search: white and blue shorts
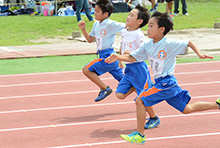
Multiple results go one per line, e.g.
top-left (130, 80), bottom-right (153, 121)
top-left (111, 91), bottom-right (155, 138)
top-left (116, 61), bottom-right (152, 95)
top-left (86, 48), bottom-right (124, 82)
top-left (139, 75), bottom-right (191, 112)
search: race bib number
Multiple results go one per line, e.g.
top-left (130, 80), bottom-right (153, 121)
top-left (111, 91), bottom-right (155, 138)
top-left (96, 36), bottom-right (103, 51)
top-left (121, 40), bottom-right (126, 54)
top-left (121, 39), bottom-right (133, 55)
top-left (148, 57), bottom-right (164, 76)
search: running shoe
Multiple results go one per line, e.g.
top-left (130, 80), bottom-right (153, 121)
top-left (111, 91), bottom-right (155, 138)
top-left (120, 131), bottom-right (145, 144)
top-left (216, 98), bottom-right (220, 109)
top-left (170, 13), bottom-right (174, 18)
top-left (95, 86), bottom-right (112, 102)
top-left (174, 13), bottom-right (178, 16)
top-left (183, 13), bottom-right (190, 16)
top-left (150, 8), bottom-right (155, 13)
top-left (145, 116), bottom-right (161, 129)
top-left (154, 3), bottom-right (159, 10)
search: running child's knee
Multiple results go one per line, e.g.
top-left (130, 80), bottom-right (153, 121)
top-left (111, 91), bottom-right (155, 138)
top-left (182, 106), bottom-right (191, 114)
top-left (116, 93), bottom-right (126, 100)
top-left (135, 97), bottom-right (143, 106)
top-left (82, 66), bottom-right (89, 75)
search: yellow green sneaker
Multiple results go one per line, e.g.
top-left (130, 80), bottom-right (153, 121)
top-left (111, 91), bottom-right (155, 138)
top-left (216, 98), bottom-right (220, 109)
top-left (120, 131), bottom-right (145, 144)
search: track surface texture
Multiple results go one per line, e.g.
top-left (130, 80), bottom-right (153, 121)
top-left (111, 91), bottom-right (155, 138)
top-left (0, 61), bottom-right (220, 148)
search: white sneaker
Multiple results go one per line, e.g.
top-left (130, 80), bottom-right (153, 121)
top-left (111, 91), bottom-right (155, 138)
top-left (183, 13), bottom-right (190, 16)
top-left (174, 13), bottom-right (178, 16)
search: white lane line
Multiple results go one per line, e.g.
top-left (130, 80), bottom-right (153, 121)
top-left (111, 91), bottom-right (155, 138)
top-left (0, 81), bottom-right (220, 100)
top-left (1, 70), bottom-right (220, 88)
top-left (47, 132), bottom-right (220, 148)
top-left (0, 102), bottom-right (133, 114)
top-left (0, 89), bottom-right (100, 100)
top-left (175, 70), bottom-right (220, 75)
top-left (0, 78), bottom-right (113, 88)
top-left (176, 60), bottom-right (220, 66)
top-left (0, 70), bottom-right (81, 78)
top-left (0, 94), bottom-right (219, 114)
top-left (0, 111), bottom-right (219, 132)
top-left (0, 61), bottom-right (219, 78)
top-left (180, 81), bottom-right (220, 86)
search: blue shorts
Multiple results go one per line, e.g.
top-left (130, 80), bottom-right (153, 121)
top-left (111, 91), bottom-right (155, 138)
top-left (86, 48), bottom-right (124, 82)
top-left (116, 61), bottom-right (152, 95)
top-left (139, 75), bottom-right (191, 112)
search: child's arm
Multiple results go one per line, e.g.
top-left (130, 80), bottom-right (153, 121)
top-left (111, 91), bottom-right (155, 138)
top-left (105, 54), bottom-right (136, 64)
top-left (188, 41), bottom-right (214, 59)
top-left (118, 47), bottom-right (124, 68)
top-left (78, 21), bottom-right (95, 43)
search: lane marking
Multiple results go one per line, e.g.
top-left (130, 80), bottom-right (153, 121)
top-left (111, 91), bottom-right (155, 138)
top-left (0, 102), bottom-right (133, 114)
top-left (0, 94), bottom-right (219, 114)
top-left (0, 61), bottom-right (219, 78)
top-left (0, 81), bottom-right (220, 100)
top-left (0, 111), bottom-right (219, 132)
top-left (47, 132), bottom-right (220, 148)
top-left (0, 70), bottom-right (220, 87)
top-left (0, 78), bottom-right (113, 88)
top-left (0, 70), bottom-right (81, 78)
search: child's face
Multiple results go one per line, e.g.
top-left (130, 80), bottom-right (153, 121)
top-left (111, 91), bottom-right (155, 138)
top-left (126, 9), bottom-right (139, 29)
top-left (147, 17), bottom-right (162, 39)
top-left (94, 6), bottom-right (108, 22)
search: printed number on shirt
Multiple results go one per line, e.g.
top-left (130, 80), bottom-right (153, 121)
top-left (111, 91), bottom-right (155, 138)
top-left (121, 41), bottom-right (126, 54)
top-left (96, 36), bottom-right (103, 51)
top-left (121, 41), bottom-right (132, 55)
top-left (148, 57), bottom-right (164, 76)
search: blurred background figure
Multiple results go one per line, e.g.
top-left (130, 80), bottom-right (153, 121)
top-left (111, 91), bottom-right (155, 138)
top-left (126, 0), bottom-right (143, 11)
top-left (148, 0), bottom-right (158, 12)
top-left (76, 0), bottom-right (94, 22)
top-left (165, 0), bottom-right (174, 18)
top-left (174, 0), bottom-right (189, 16)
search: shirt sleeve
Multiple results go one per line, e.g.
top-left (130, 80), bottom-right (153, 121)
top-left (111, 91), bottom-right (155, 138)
top-left (110, 21), bottom-right (126, 34)
top-left (89, 22), bottom-right (97, 37)
top-left (130, 42), bottom-right (148, 61)
top-left (168, 39), bottom-right (189, 55)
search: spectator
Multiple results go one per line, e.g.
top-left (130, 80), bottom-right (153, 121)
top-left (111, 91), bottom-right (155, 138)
top-left (166, 0), bottom-right (174, 18)
top-left (76, 0), bottom-right (94, 22)
top-left (126, 0), bottom-right (143, 11)
top-left (174, 0), bottom-right (189, 16)
top-left (148, 0), bottom-right (158, 13)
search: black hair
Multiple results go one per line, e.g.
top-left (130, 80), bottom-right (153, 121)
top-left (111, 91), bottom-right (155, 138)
top-left (95, 0), bottom-right (113, 17)
top-left (135, 4), bottom-right (150, 28)
top-left (151, 11), bottom-right (174, 35)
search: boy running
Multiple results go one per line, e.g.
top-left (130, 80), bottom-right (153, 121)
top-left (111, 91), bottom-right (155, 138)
top-left (78, 0), bottom-right (125, 102)
top-left (105, 11), bottom-right (220, 144)
top-left (117, 4), bottom-right (160, 129)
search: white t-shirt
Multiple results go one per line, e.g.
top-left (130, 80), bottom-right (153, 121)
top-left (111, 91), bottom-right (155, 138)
top-left (90, 18), bottom-right (125, 51)
top-left (131, 37), bottom-right (189, 79)
top-left (121, 28), bottom-right (146, 64)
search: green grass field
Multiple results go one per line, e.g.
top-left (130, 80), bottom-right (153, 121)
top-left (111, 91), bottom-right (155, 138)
top-left (0, 55), bottom-right (220, 75)
top-left (0, 2), bottom-right (220, 46)
top-left (0, 1), bottom-right (220, 75)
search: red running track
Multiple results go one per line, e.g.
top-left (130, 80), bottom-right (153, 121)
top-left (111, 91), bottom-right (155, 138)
top-left (0, 61), bottom-right (220, 148)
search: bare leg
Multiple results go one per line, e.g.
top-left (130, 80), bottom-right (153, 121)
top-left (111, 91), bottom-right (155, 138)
top-left (116, 87), bottom-right (135, 99)
top-left (168, 1), bottom-right (174, 13)
top-left (146, 106), bottom-right (156, 118)
top-left (136, 97), bottom-right (146, 135)
top-left (166, 2), bottom-right (169, 13)
top-left (183, 101), bottom-right (219, 114)
top-left (82, 66), bottom-right (107, 89)
top-left (151, 0), bottom-right (156, 9)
